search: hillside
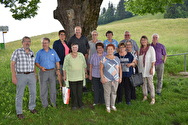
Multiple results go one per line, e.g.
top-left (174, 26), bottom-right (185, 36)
top-left (5, 13), bottom-right (188, 54)
top-left (1, 13), bottom-right (188, 74)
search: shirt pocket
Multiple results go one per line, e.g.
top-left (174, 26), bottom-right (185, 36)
top-left (49, 53), bottom-right (56, 63)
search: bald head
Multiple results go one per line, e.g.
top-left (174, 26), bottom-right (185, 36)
top-left (75, 26), bottom-right (82, 36)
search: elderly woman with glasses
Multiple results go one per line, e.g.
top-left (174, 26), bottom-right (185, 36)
top-left (115, 43), bottom-right (136, 105)
top-left (88, 30), bottom-right (102, 63)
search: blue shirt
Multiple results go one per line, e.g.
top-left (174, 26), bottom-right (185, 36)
top-left (35, 48), bottom-right (60, 69)
top-left (103, 39), bottom-right (118, 52)
top-left (115, 52), bottom-right (134, 77)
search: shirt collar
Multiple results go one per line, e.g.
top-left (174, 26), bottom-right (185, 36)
top-left (21, 47), bottom-right (32, 52)
top-left (42, 47), bottom-right (52, 51)
top-left (151, 42), bottom-right (159, 46)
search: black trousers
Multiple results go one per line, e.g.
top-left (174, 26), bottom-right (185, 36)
top-left (117, 77), bottom-right (136, 103)
top-left (92, 77), bottom-right (104, 104)
top-left (69, 80), bottom-right (84, 108)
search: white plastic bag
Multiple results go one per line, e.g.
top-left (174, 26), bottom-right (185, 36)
top-left (62, 87), bottom-right (70, 104)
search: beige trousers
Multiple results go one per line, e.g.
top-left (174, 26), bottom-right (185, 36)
top-left (103, 81), bottom-right (118, 108)
top-left (142, 77), bottom-right (155, 98)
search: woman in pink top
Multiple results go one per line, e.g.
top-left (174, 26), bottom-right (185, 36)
top-left (53, 30), bottom-right (70, 88)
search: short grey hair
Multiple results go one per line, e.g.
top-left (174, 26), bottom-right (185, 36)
top-left (42, 37), bottom-right (50, 43)
top-left (91, 30), bottom-right (98, 35)
top-left (22, 36), bottom-right (31, 43)
top-left (124, 31), bottom-right (131, 34)
top-left (126, 40), bottom-right (132, 45)
top-left (152, 33), bottom-right (159, 38)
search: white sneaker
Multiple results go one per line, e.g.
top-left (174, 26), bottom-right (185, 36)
top-left (111, 106), bottom-right (117, 111)
top-left (106, 107), bottom-right (111, 113)
top-left (142, 96), bottom-right (147, 102)
top-left (150, 98), bottom-right (155, 105)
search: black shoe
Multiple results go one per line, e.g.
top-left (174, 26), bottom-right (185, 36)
top-left (71, 107), bottom-right (77, 110)
top-left (80, 106), bottom-right (85, 109)
top-left (30, 109), bottom-right (38, 114)
top-left (83, 87), bottom-right (88, 92)
top-left (157, 93), bottom-right (161, 96)
top-left (117, 101), bottom-right (122, 104)
top-left (126, 102), bottom-right (131, 105)
top-left (17, 114), bottom-right (25, 119)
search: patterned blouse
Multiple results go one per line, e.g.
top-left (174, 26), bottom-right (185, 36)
top-left (101, 56), bottom-right (120, 82)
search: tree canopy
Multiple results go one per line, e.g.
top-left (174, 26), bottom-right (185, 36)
top-left (0, 0), bottom-right (40, 20)
top-left (1, 0), bottom-right (185, 20)
top-left (124, 0), bottom-right (183, 15)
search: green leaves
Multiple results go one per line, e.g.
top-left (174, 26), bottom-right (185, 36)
top-left (124, 0), bottom-right (183, 15)
top-left (1, 0), bottom-right (41, 20)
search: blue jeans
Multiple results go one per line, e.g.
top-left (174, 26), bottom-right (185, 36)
top-left (16, 73), bottom-right (36, 114)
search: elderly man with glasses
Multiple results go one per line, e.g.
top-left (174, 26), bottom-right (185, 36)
top-left (120, 31), bottom-right (139, 55)
top-left (11, 36), bottom-right (37, 119)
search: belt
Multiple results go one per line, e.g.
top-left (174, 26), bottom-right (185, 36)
top-left (17, 71), bottom-right (34, 74)
top-left (45, 68), bottom-right (55, 71)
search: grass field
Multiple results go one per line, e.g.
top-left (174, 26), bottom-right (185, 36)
top-left (0, 14), bottom-right (188, 125)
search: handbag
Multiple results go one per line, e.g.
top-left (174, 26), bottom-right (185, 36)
top-left (130, 72), bottom-right (144, 87)
top-left (62, 87), bottom-right (70, 104)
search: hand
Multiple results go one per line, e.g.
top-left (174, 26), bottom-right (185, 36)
top-left (85, 74), bottom-right (88, 79)
top-left (126, 63), bottom-right (132, 68)
top-left (101, 77), bottom-right (107, 84)
top-left (41, 67), bottom-right (46, 72)
top-left (12, 76), bottom-right (17, 85)
top-left (89, 75), bottom-right (92, 80)
top-left (119, 78), bottom-right (122, 83)
top-left (150, 68), bottom-right (153, 75)
top-left (56, 70), bottom-right (60, 76)
top-left (63, 75), bottom-right (66, 81)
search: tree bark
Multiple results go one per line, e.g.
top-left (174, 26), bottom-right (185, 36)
top-left (54, 0), bottom-right (103, 41)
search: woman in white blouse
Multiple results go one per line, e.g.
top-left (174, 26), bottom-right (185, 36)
top-left (138, 35), bottom-right (156, 105)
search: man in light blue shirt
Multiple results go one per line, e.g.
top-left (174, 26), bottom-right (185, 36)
top-left (103, 31), bottom-right (118, 53)
top-left (35, 37), bottom-right (60, 108)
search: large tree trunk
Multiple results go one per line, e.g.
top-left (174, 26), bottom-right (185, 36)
top-left (54, 0), bottom-right (103, 40)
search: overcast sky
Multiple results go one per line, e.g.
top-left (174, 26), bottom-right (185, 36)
top-left (0, 0), bottom-right (119, 43)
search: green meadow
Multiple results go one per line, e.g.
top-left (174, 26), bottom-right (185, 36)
top-left (0, 14), bottom-right (188, 124)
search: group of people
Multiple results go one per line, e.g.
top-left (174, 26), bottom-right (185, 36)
top-left (10, 26), bottom-right (167, 119)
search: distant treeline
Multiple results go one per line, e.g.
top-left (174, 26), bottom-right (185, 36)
top-left (98, 0), bottom-right (188, 25)
top-left (98, 0), bottom-right (133, 25)
top-left (164, 0), bottom-right (188, 18)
